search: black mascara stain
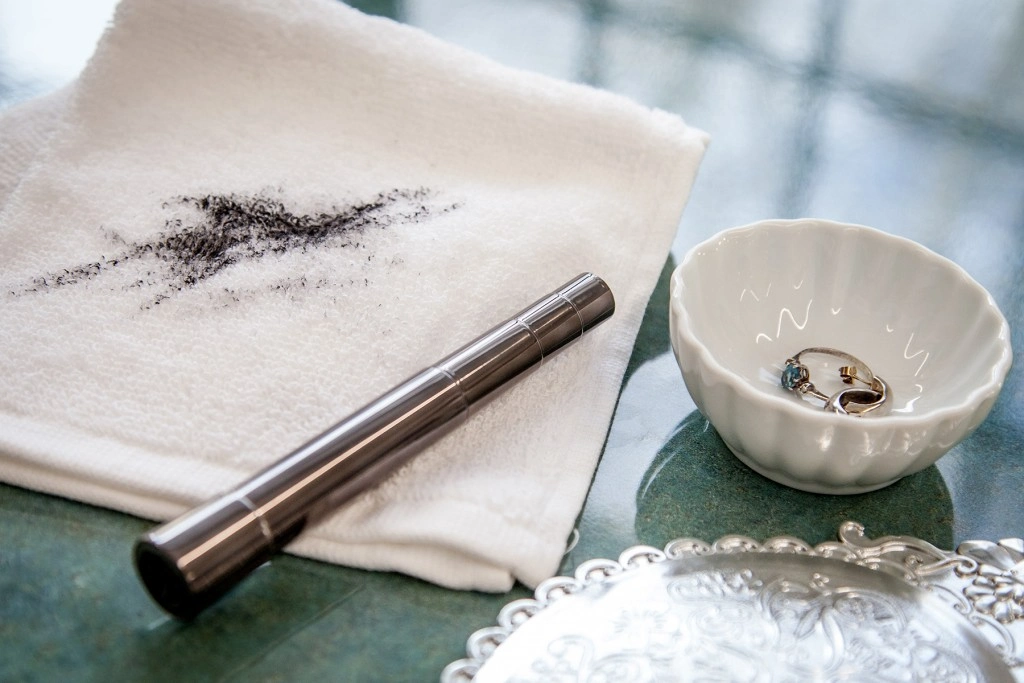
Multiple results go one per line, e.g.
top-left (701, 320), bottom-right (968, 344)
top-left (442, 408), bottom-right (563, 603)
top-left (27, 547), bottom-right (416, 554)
top-left (13, 188), bottom-right (456, 306)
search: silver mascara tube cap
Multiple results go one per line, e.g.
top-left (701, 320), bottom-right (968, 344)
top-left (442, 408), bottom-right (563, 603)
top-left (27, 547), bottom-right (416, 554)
top-left (134, 273), bottom-right (614, 618)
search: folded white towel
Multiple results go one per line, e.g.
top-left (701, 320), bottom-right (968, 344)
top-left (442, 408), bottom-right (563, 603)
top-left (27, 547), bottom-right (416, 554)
top-left (0, 0), bottom-right (706, 591)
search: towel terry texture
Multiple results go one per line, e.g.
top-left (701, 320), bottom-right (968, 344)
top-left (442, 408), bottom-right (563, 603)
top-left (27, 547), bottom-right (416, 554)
top-left (0, 0), bottom-right (707, 591)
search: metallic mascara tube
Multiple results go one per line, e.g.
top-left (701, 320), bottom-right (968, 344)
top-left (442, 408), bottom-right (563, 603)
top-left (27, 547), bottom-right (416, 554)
top-left (134, 273), bottom-right (614, 619)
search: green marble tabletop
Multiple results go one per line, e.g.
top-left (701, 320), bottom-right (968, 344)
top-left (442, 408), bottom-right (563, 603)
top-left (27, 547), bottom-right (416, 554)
top-left (2, 1), bottom-right (1022, 680)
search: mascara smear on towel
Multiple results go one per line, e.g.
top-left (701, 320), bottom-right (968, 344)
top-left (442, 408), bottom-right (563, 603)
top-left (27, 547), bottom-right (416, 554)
top-left (10, 188), bottom-right (457, 307)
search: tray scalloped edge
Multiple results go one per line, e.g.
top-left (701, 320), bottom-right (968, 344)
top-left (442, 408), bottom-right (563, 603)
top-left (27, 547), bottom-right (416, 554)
top-left (442, 521), bottom-right (1024, 682)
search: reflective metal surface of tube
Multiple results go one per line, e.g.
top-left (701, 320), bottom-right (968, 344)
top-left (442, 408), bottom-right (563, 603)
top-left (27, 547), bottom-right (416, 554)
top-left (134, 273), bottom-right (615, 619)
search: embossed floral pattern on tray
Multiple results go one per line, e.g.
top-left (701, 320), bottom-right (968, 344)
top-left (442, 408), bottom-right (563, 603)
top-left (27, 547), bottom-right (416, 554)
top-left (958, 539), bottom-right (1024, 624)
top-left (442, 522), bottom-right (1024, 682)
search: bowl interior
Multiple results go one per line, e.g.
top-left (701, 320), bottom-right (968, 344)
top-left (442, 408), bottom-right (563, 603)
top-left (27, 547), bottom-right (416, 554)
top-left (679, 220), bottom-right (1008, 416)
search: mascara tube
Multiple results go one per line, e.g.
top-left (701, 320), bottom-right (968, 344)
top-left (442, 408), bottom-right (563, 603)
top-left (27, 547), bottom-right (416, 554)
top-left (134, 273), bottom-right (614, 619)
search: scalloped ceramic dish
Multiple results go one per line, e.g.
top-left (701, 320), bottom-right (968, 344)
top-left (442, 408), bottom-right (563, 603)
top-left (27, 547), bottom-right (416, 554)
top-left (669, 219), bottom-right (1012, 494)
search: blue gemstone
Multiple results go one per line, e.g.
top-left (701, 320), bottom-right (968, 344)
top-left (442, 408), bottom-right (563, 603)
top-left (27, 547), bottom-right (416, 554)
top-left (781, 362), bottom-right (804, 389)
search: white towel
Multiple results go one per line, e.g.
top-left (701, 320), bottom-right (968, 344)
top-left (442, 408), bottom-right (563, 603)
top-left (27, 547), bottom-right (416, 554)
top-left (0, 0), bottom-right (707, 591)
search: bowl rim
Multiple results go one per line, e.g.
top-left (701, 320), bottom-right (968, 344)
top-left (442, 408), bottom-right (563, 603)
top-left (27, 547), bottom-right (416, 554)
top-left (670, 217), bottom-right (1013, 429)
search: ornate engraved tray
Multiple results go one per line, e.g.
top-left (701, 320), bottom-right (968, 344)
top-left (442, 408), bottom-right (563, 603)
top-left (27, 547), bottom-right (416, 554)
top-left (443, 522), bottom-right (1024, 682)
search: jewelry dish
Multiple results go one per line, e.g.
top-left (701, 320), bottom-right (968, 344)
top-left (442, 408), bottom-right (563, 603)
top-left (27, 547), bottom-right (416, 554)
top-left (668, 218), bottom-right (1012, 494)
top-left (442, 522), bottom-right (1024, 682)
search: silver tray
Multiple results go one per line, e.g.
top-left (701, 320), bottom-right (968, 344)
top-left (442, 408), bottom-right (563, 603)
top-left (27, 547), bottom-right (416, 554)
top-left (443, 522), bottom-right (1024, 682)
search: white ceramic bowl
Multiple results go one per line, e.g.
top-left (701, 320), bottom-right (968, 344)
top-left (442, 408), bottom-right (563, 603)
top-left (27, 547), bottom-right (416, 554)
top-left (669, 219), bottom-right (1012, 494)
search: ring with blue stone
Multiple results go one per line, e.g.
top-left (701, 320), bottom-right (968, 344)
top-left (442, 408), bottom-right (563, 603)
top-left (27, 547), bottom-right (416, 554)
top-left (781, 347), bottom-right (889, 416)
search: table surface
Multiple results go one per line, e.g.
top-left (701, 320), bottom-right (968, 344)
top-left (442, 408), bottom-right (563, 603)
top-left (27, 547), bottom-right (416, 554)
top-left (2, 0), bottom-right (1022, 680)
